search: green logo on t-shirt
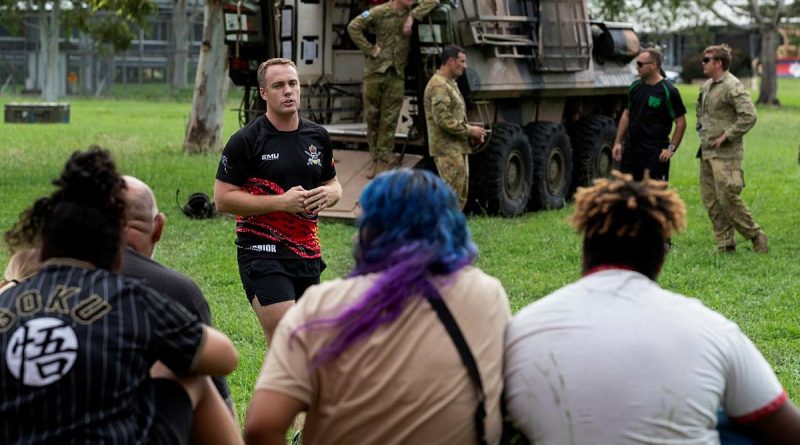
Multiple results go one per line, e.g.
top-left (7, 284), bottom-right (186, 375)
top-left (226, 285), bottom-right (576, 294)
top-left (648, 96), bottom-right (662, 108)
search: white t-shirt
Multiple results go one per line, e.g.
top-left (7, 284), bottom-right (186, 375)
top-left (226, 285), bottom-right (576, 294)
top-left (505, 268), bottom-right (786, 445)
top-left (257, 266), bottom-right (511, 445)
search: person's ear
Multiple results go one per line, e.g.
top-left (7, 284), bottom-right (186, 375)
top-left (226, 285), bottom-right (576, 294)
top-left (152, 213), bottom-right (165, 245)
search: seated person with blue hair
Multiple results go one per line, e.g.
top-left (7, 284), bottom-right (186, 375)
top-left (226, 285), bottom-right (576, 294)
top-left (244, 168), bottom-right (511, 444)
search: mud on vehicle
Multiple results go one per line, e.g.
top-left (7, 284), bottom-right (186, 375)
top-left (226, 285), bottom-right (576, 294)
top-left (223, 0), bottom-right (639, 218)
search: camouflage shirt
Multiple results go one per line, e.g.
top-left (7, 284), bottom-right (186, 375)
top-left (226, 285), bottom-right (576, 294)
top-left (696, 71), bottom-right (757, 160)
top-left (347, 0), bottom-right (439, 76)
top-left (424, 72), bottom-right (470, 157)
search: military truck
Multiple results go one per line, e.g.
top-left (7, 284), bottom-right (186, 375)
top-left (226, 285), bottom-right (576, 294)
top-left (222, 0), bottom-right (639, 217)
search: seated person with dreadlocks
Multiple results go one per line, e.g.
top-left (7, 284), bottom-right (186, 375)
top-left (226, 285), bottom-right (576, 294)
top-left (0, 148), bottom-right (242, 445)
top-left (503, 171), bottom-right (800, 444)
top-left (244, 169), bottom-right (511, 444)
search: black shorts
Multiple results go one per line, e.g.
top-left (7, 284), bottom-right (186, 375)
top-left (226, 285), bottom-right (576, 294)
top-left (149, 379), bottom-right (193, 445)
top-left (620, 142), bottom-right (670, 182)
top-left (237, 256), bottom-right (323, 306)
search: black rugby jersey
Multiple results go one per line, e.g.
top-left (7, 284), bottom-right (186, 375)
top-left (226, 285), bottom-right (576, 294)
top-left (216, 116), bottom-right (337, 260)
top-left (626, 79), bottom-right (687, 149)
top-left (0, 258), bottom-right (204, 444)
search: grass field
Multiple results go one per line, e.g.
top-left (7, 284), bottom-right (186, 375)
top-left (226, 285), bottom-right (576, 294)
top-left (2, 79), bottom-right (800, 422)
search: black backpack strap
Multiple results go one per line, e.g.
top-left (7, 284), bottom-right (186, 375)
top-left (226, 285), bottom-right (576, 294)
top-left (425, 289), bottom-right (488, 445)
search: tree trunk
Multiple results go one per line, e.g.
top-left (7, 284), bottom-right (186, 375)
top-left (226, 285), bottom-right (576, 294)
top-left (106, 54), bottom-right (116, 96)
top-left (757, 25), bottom-right (780, 106)
top-left (184, 0), bottom-right (229, 154)
top-left (171, 0), bottom-right (190, 89)
top-left (78, 34), bottom-right (93, 95)
top-left (39, 3), bottom-right (60, 102)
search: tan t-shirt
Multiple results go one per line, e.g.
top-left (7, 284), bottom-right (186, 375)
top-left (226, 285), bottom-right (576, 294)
top-left (256, 266), bottom-right (510, 445)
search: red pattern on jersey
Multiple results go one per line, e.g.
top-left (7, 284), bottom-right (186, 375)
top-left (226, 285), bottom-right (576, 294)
top-left (236, 177), bottom-right (321, 258)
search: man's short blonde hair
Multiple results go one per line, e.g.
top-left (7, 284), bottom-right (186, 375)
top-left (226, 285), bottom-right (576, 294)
top-left (257, 58), bottom-right (297, 89)
top-left (703, 44), bottom-right (732, 71)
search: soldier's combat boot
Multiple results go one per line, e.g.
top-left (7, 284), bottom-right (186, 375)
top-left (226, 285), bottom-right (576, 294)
top-left (366, 160), bottom-right (379, 179)
top-left (367, 160), bottom-right (391, 179)
top-left (718, 245), bottom-right (736, 253)
top-left (752, 231), bottom-right (769, 253)
top-left (377, 159), bottom-right (392, 175)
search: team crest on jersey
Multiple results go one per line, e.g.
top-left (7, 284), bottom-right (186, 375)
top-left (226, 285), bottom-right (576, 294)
top-left (305, 145), bottom-right (322, 166)
top-left (6, 317), bottom-right (78, 386)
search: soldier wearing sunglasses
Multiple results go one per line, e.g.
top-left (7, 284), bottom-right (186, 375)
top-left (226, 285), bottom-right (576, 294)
top-left (613, 48), bottom-right (687, 182)
top-left (696, 44), bottom-right (768, 253)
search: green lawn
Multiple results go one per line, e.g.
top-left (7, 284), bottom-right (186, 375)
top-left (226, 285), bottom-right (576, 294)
top-left (1, 79), bottom-right (799, 422)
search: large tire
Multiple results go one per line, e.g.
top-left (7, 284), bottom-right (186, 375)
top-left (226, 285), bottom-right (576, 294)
top-left (568, 115), bottom-right (617, 193)
top-left (525, 122), bottom-right (573, 210)
top-left (467, 123), bottom-right (533, 217)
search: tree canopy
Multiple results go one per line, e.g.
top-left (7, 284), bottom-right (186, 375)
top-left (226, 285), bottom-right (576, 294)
top-left (0, 0), bottom-right (157, 100)
top-left (590, 0), bottom-right (792, 105)
top-left (0, 0), bottom-right (156, 50)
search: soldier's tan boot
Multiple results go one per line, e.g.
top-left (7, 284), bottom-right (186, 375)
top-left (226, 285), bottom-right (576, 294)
top-left (366, 160), bottom-right (379, 179)
top-left (367, 159), bottom-right (391, 179)
top-left (752, 231), bottom-right (769, 253)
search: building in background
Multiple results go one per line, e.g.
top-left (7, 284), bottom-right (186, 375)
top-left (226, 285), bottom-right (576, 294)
top-left (0, 0), bottom-right (205, 96)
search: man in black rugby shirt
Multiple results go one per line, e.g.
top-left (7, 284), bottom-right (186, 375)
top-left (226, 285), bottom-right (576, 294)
top-left (214, 58), bottom-right (342, 344)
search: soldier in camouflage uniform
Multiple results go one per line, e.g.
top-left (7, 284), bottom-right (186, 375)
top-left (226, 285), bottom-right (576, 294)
top-left (696, 44), bottom-right (768, 253)
top-left (423, 45), bottom-right (485, 209)
top-left (348, 0), bottom-right (439, 178)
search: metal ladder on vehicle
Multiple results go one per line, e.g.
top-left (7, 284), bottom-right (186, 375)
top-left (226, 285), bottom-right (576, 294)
top-left (465, 15), bottom-right (538, 59)
top-left (460, 0), bottom-right (539, 59)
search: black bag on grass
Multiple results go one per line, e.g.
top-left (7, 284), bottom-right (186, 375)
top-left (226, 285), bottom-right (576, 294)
top-left (176, 190), bottom-right (216, 219)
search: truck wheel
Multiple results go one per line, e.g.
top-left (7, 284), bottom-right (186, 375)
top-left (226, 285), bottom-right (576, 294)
top-left (525, 122), bottom-right (573, 210)
top-left (568, 115), bottom-right (617, 193)
top-left (467, 123), bottom-right (533, 217)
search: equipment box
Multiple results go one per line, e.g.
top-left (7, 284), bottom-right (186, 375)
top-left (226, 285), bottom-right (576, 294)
top-left (4, 103), bottom-right (70, 123)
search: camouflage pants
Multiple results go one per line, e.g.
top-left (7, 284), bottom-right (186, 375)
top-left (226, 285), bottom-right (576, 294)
top-left (434, 154), bottom-right (469, 210)
top-left (699, 157), bottom-right (761, 248)
top-left (363, 70), bottom-right (404, 163)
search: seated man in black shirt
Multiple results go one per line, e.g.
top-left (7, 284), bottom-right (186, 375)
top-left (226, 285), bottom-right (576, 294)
top-left (0, 148), bottom-right (242, 445)
top-left (121, 175), bottom-right (235, 411)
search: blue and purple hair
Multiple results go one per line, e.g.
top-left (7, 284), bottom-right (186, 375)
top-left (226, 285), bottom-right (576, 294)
top-left (297, 168), bottom-right (477, 367)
